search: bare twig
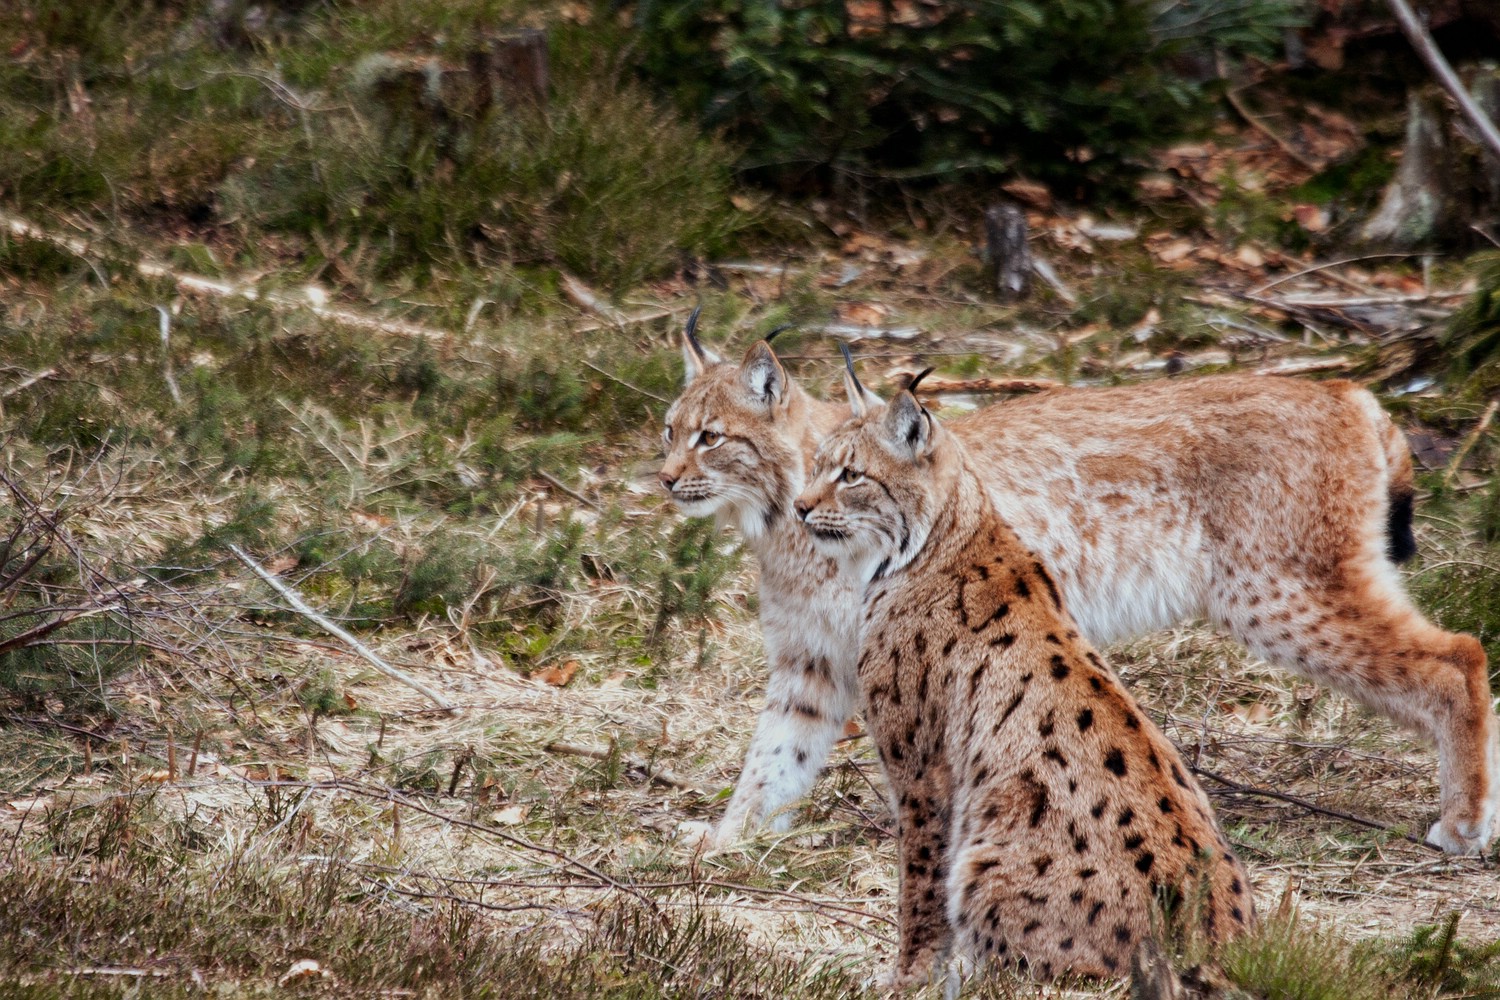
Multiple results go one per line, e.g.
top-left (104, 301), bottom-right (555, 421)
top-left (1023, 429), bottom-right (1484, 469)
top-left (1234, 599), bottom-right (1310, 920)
top-left (0, 211), bottom-right (452, 342)
top-left (0, 367), bottom-right (58, 398)
top-left (1386, 0), bottom-right (1500, 164)
top-left (1217, 52), bottom-right (1321, 171)
top-left (1191, 766), bottom-right (1443, 852)
top-left (1443, 399), bottom-right (1498, 487)
top-left (535, 471), bottom-right (601, 511)
top-left (1249, 254), bottom-right (1420, 294)
top-left (227, 544), bottom-right (454, 711)
top-left (1253, 356), bottom-right (1353, 377)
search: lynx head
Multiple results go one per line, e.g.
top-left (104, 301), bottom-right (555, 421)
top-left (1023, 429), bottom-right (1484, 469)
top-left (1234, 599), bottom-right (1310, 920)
top-left (659, 310), bottom-right (801, 539)
top-left (794, 361), bottom-right (955, 582)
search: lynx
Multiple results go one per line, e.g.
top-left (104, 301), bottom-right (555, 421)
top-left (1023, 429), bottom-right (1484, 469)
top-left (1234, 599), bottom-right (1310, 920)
top-left (793, 372), bottom-right (1253, 986)
top-left (659, 316), bottom-right (1498, 854)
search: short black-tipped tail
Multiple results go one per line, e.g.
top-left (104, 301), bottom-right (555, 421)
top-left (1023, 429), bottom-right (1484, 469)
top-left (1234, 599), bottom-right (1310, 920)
top-left (1387, 488), bottom-right (1417, 564)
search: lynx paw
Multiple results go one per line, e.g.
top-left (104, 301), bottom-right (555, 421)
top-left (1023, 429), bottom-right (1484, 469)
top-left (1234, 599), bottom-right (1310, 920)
top-left (1426, 810), bottom-right (1495, 855)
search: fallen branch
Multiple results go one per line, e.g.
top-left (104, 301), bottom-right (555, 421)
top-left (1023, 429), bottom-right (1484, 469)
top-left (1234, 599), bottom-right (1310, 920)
top-left (1, 211), bottom-right (452, 341)
top-left (1386, 0), bottom-right (1500, 165)
top-left (227, 544), bottom-right (454, 711)
top-left (1218, 53), bottom-right (1321, 172)
top-left (1, 367), bottom-right (58, 398)
top-left (1443, 399), bottom-right (1498, 487)
top-left (535, 471), bottom-right (600, 512)
top-left (1191, 765), bottom-right (1442, 852)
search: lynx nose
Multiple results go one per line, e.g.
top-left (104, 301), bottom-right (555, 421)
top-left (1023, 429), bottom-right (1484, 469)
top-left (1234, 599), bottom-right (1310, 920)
top-left (658, 471), bottom-right (678, 492)
top-left (793, 498), bottom-right (813, 521)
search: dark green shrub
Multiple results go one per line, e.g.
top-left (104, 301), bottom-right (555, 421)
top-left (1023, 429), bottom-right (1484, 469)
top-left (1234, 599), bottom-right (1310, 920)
top-left (630, 0), bottom-right (1307, 188)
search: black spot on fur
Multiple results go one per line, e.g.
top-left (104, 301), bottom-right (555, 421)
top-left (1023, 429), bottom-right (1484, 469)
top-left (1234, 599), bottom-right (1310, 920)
top-left (1078, 867), bottom-right (1098, 880)
top-left (1060, 937), bottom-right (1074, 951)
top-left (1158, 796), bottom-right (1173, 814)
top-left (1022, 919), bottom-right (1041, 936)
top-left (1114, 925), bottom-right (1132, 944)
top-left (1050, 654), bottom-right (1070, 680)
top-left (1077, 708), bottom-right (1094, 732)
top-left (1014, 576), bottom-right (1031, 600)
top-left (1043, 748), bottom-right (1069, 768)
top-left (1045, 633), bottom-right (1061, 645)
top-left (1231, 877), bottom-right (1244, 895)
top-left (1033, 856), bottom-right (1054, 876)
top-left (1135, 852), bottom-right (1155, 875)
top-left (1171, 763), bottom-right (1190, 788)
top-left (1104, 749), bottom-right (1127, 776)
top-left (998, 690), bottom-right (1025, 728)
top-left (942, 637), bottom-right (956, 656)
top-left (1123, 833), bottom-right (1145, 851)
top-left (1038, 715), bottom-right (1055, 738)
top-left (990, 632), bottom-right (1016, 649)
top-left (792, 702), bottom-right (822, 719)
top-left (1117, 808), bottom-right (1135, 827)
top-left (796, 750), bottom-right (807, 764)
top-left (1087, 901), bottom-right (1105, 924)
top-left (1122, 712), bottom-right (1141, 730)
top-left (1232, 905), bottom-right (1246, 923)
top-left (1090, 799), bottom-right (1108, 819)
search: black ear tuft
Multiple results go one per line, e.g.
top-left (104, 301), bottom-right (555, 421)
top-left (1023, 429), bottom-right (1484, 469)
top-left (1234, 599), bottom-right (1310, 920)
top-left (904, 366), bottom-right (937, 393)
top-left (684, 305), bottom-right (705, 357)
top-left (764, 324), bottom-right (793, 344)
top-left (839, 342), bottom-right (861, 384)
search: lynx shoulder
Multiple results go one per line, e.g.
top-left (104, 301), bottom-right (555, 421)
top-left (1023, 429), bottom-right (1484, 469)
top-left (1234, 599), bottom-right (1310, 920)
top-left (794, 378), bottom-right (1253, 985)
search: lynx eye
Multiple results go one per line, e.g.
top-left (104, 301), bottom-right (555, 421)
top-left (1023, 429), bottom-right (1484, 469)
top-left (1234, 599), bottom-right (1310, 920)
top-left (839, 467), bottom-right (864, 485)
top-left (663, 425), bottom-right (674, 443)
top-left (698, 430), bottom-right (722, 448)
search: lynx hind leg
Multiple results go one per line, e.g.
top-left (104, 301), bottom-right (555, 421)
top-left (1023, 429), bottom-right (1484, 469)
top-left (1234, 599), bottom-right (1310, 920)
top-left (712, 653), bottom-right (858, 845)
top-left (1219, 570), bottom-right (1497, 854)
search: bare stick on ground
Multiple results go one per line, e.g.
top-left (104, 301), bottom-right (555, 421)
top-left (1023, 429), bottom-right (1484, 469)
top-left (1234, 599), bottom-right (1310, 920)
top-left (227, 543), bottom-right (454, 711)
top-left (1386, 0), bottom-right (1500, 164)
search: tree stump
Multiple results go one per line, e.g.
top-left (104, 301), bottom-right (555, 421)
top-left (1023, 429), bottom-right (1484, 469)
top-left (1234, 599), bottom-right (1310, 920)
top-left (985, 202), bottom-right (1031, 301)
top-left (1361, 91), bottom-right (1454, 248)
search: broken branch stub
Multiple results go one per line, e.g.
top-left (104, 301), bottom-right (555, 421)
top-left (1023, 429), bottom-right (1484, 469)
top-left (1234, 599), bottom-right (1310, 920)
top-left (985, 203), bottom-right (1031, 301)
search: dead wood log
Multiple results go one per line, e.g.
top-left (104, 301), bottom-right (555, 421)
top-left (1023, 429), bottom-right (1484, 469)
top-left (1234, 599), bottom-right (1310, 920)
top-left (1361, 90), bottom-right (1454, 247)
top-left (1386, 0), bottom-right (1500, 165)
top-left (984, 203), bottom-right (1031, 301)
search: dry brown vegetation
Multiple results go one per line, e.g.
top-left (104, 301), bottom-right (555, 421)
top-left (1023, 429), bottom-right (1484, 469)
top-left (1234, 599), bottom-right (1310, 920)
top-left (3, 1), bottom-right (1500, 997)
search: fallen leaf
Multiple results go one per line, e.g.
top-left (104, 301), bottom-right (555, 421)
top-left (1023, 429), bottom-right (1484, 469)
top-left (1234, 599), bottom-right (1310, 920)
top-left (535, 659), bottom-right (580, 687)
top-left (1152, 239), bottom-right (1194, 264)
top-left (1222, 701), bottom-right (1274, 724)
top-left (842, 719), bottom-right (864, 739)
top-left (1292, 203), bottom-right (1329, 233)
top-left (277, 959), bottom-right (330, 987)
top-left (140, 769), bottom-right (174, 783)
top-left (263, 554), bottom-right (298, 575)
top-left (1234, 245), bottom-right (1265, 268)
top-left (599, 670), bottom-right (628, 689)
top-left (1001, 178), bottom-right (1052, 210)
top-left (836, 301), bottom-right (891, 326)
top-left (491, 804), bottom-right (528, 826)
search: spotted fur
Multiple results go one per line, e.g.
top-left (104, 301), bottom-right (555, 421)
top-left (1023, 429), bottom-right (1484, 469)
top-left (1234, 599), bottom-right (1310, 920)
top-left (660, 330), bottom-right (1499, 855)
top-left (795, 386), bottom-right (1253, 985)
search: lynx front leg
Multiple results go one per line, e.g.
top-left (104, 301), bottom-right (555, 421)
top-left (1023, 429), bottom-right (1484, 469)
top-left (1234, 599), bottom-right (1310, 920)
top-left (883, 786), bottom-right (956, 988)
top-left (713, 652), bottom-right (859, 845)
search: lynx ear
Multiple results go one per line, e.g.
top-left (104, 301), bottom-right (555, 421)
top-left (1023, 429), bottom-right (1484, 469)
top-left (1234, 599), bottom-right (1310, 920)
top-left (839, 343), bottom-right (883, 418)
top-left (741, 339), bottom-right (788, 406)
top-left (680, 306), bottom-right (722, 383)
top-left (881, 377), bottom-right (937, 459)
